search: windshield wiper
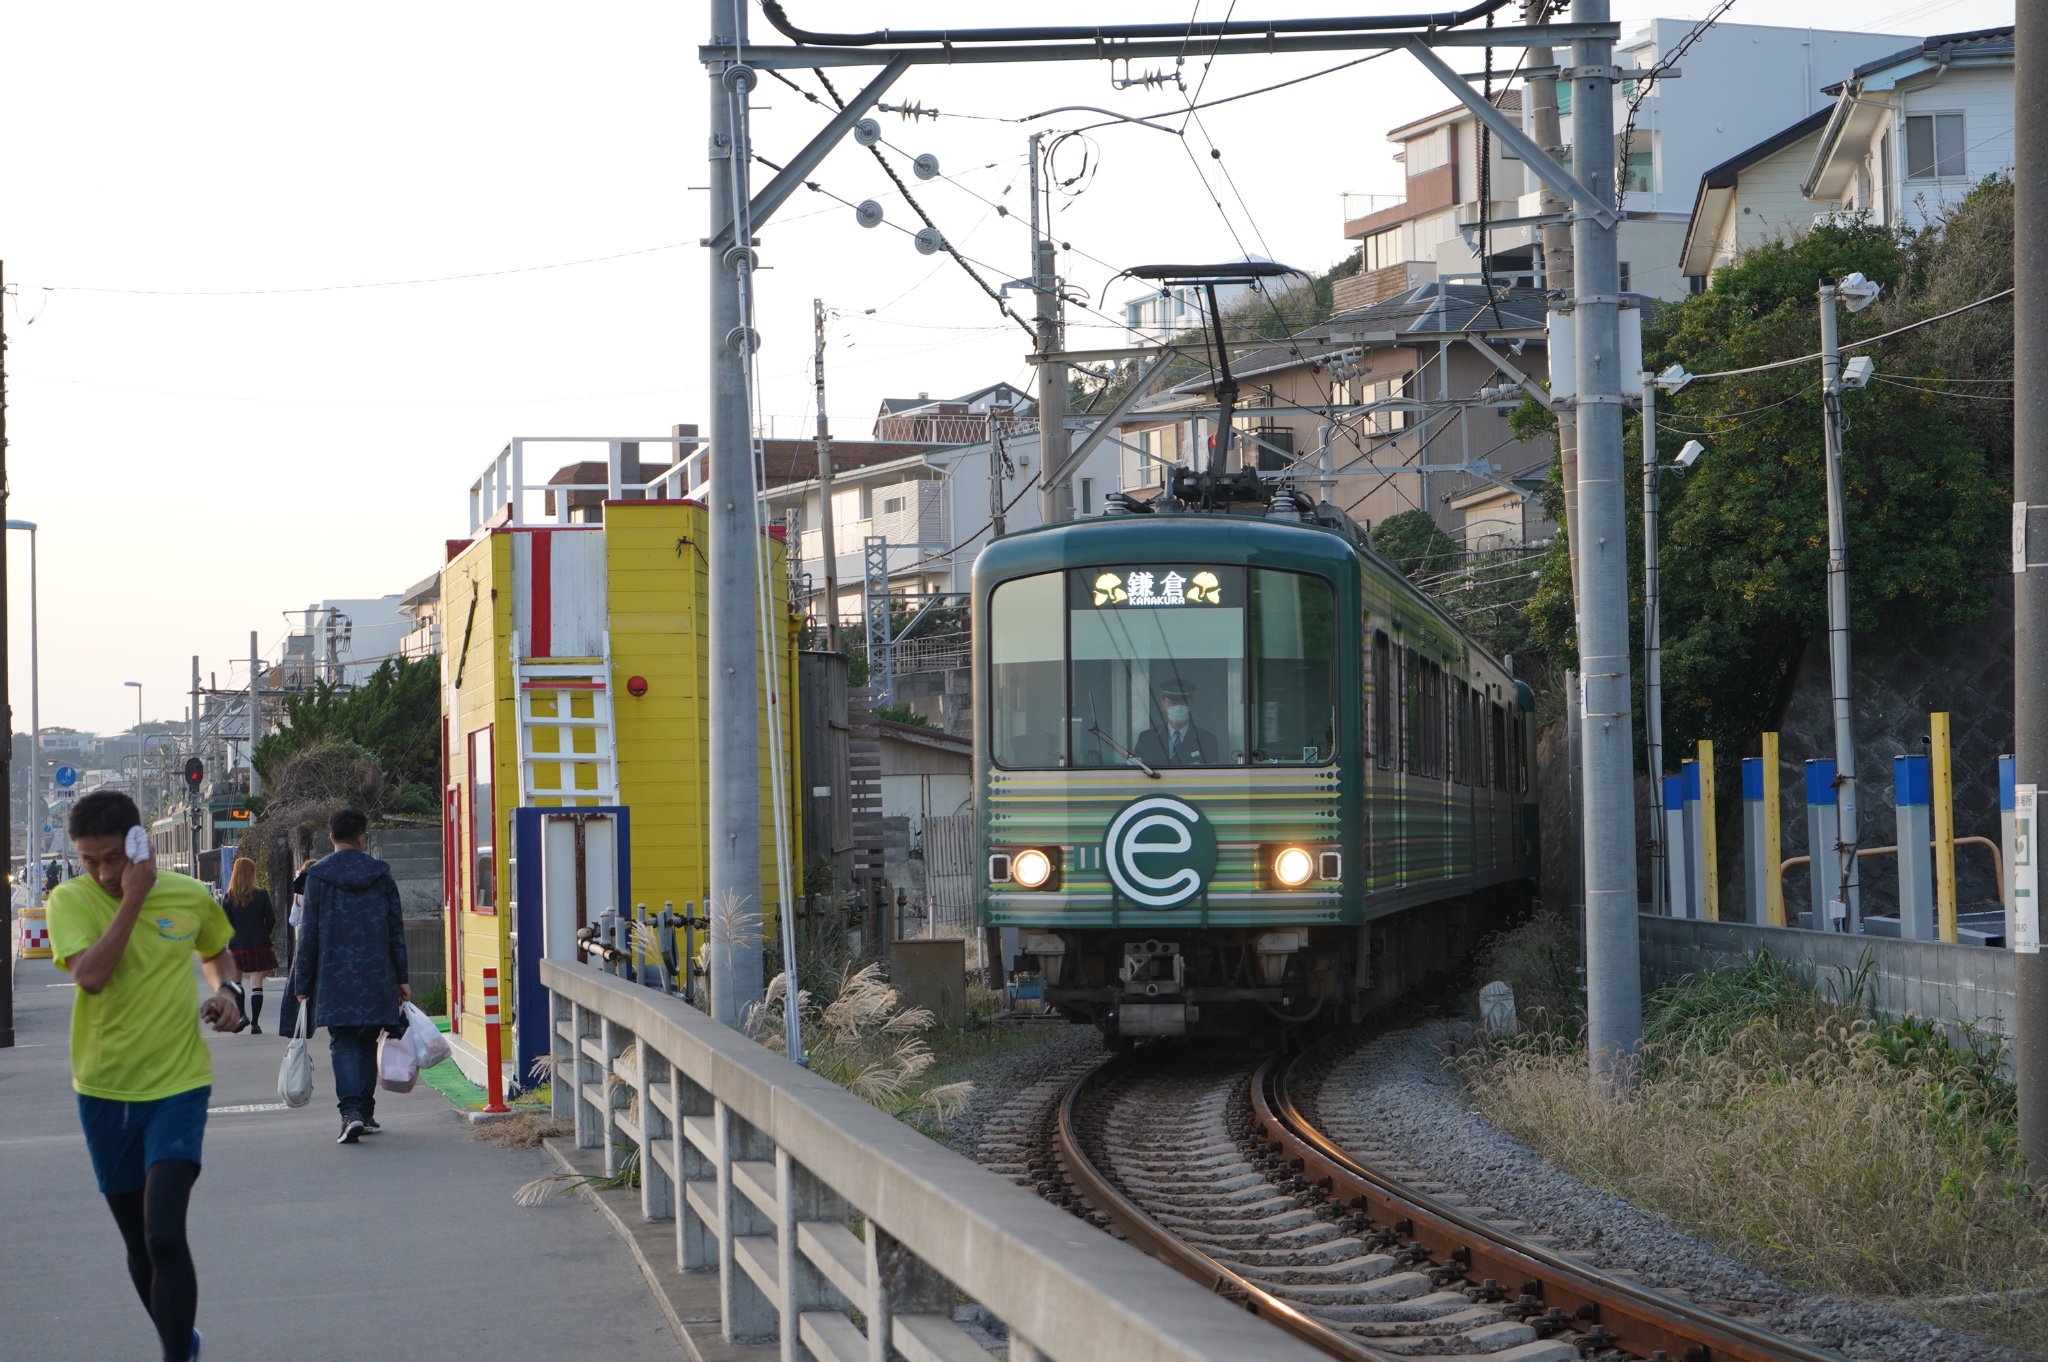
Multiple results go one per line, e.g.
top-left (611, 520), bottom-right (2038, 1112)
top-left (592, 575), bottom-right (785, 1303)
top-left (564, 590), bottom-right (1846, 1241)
top-left (1086, 693), bottom-right (1160, 780)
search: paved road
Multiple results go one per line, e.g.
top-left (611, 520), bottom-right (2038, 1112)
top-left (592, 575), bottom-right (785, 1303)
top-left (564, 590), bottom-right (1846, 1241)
top-left (0, 955), bottom-right (683, 1362)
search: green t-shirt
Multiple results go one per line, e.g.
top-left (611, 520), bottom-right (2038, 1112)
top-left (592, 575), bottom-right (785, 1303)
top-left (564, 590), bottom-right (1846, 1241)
top-left (48, 871), bottom-right (235, 1102)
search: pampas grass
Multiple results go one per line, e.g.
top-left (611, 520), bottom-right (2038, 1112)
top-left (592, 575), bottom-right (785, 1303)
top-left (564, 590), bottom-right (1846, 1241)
top-left (747, 962), bottom-right (974, 1123)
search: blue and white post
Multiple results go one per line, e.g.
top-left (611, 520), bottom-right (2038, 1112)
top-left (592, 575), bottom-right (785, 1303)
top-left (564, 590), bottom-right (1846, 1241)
top-left (1743, 758), bottom-right (1770, 923)
top-left (1683, 760), bottom-right (1708, 922)
top-left (1895, 754), bottom-right (1936, 940)
top-left (1664, 774), bottom-right (1694, 918)
top-left (1805, 759), bottom-right (1841, 930)
top-left (2004, 754), bottom-right (2019, 946)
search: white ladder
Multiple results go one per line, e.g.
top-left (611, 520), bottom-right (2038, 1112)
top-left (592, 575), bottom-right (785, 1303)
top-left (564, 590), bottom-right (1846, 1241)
top-left (512, 630), bottom-right (619, 806)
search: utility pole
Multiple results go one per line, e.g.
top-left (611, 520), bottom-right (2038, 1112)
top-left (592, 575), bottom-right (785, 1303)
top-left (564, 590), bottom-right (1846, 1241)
top-left (1567, 0), bottom-right (1642, 1088)
top-left (1640, 369), bottom-right (1664, 917)
top-left (707, 7), bottom-right (766, 1026)
top-left (1817, 280), bottom-right (1861, 932)
top-left (1030, 132), bottom-right (1073, 525)
top-left (248, 632), bottom-right (262, 798)
top-left (1525, 0), bottom-right (1588, 924)
top-left (2009, 0), bottom-right (2048, 1176)
top-left (812, 298), bottom-right (841, 652)
top-left (0, 259), bottom-right (13, 1050)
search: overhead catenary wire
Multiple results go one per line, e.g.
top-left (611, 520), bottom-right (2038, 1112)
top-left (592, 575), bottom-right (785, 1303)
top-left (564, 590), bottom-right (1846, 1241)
top-left (1682, 286), bottom-right (2014, 381)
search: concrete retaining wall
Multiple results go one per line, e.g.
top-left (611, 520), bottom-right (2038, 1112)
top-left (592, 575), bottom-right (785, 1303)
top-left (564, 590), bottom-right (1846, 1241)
top-left (1639, 914), bottom-right (2014, 1059)
top-left (404, 919), bottom-right (445, 1000)
top-left (366, 825), bottom-right (442, 919)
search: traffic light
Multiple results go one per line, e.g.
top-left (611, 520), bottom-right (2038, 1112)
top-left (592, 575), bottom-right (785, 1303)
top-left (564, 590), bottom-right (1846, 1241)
top-left (183, 757), bottom-right (205, 793)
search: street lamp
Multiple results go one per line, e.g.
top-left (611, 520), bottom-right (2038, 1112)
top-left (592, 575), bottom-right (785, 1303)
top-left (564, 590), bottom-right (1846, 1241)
top-left (1816, 271), bottom-right (1881, 933)
top-left (1640, 367), bottom-right (1700, 916)
top-left (6, 522), bottom-right (38, 908)
top-left (123, 681), bottom-right (142, 811)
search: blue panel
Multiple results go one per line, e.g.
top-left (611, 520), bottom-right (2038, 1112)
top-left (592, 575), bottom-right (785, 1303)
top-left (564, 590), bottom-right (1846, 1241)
top-left (1805, 759), bottom-right (1837, 807)
top-left (1663, 774), bottom-right (1683, 812)
top-left (1893, 755), bottom-right (1930, 807)
top-left (513, 807), bottom-right (547, 1089)
top-left (1741, 758), bottom-right (1764, 802)
top-left (2002, 754), bottom-right (2018, 812)
top-left (1681, 760), bottom-right (1700, 802)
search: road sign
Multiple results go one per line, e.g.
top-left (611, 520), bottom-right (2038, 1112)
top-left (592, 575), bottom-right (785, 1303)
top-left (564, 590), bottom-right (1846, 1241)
top-left (54, 766), bottom-right (77, 789)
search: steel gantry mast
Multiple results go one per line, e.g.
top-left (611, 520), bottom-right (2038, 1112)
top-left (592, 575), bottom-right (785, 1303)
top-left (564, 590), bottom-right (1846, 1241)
top-left (704, 2), bottom-right (1638, 1081)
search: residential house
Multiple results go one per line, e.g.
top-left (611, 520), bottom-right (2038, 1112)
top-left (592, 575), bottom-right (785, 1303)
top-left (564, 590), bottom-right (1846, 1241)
top-left (1121, 282), bottom-right (1557, 543)
top-left (1804, 27), bottom-right (2015, 231)
top-left (398, 573), bottom-right (441, 660)
top-left (1679, 110), bottom-right (1834, 281)
top-left (1449, 460), bottom-right (1555, 552)
top-left (1122, 275), bottom-right (1261, 345)
top-left (1345, 21), bottom-right (1914, 305)
top-left (873, 383), bottom-right (1033, 444)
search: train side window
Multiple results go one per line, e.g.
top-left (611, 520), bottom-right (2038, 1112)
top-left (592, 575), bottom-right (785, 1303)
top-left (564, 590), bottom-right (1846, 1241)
top-left (1403, 649), bottom-right (1419, 773)
top-left (990, 572), bottom-right (1068, 768)
top-left (1372, 632), bottom-right (1393, 769)
top-left (1515, 710), bottom-right (1529, 793)
top-left (1491, 703), bottom-right (1508, 790)
top-left (1248, 569), bottom-right (1337, 765)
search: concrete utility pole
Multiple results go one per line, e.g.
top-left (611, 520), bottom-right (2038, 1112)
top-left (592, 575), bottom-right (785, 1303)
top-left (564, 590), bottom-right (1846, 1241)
top-left (1030, 132), bottom-right (1073, 525)
top-left (812, 298), bottom-right (842, 651)
top-left (0, 259), bottom-right (13, 1049)
top-left (1567, 0), bottom-right (1642, 1087)
top-left (248, 632), bottom-right (262, 797)
top-left (1523, 2), bottom-right (1579, 603)
top-left (2010, 0), bottom-right (2048, 1175)
top-left (707, 5), bottom-right (766, 1026)
top-left (1640, 370), bottom-right (1664, 915)
top-left (1817, 280), bottom-right (1861, 932)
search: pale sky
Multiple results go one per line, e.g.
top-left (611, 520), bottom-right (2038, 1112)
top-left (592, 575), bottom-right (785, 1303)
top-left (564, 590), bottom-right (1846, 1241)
top-left (1, 0), bottom-right (2013, 735)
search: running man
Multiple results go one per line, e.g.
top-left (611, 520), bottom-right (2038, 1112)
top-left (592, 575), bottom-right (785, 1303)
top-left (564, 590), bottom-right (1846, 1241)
top-left (48, 789), bottom-right (243, 1362)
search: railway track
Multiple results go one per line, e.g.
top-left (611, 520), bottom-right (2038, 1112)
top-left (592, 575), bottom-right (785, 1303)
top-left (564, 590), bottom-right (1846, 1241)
top-left (1051, 1038), bottom-right (1846, 1362)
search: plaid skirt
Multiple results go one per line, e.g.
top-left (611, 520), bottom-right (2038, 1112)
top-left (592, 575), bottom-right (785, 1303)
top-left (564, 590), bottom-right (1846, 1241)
top-left (232, 944), bottom-right (280, 976)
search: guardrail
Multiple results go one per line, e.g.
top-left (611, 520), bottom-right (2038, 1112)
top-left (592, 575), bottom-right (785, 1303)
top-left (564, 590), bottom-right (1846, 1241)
top-left (541, 959), bottom-right (1321, 1362)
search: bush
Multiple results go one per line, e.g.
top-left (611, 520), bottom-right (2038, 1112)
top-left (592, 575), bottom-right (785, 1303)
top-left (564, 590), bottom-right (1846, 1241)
top-left (1471, 909), bottom-right (1583, 1035)
top-left (1460, 953), bottom-right (2048, 1334)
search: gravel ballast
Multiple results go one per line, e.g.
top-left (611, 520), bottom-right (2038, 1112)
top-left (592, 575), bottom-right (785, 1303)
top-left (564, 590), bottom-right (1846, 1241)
top-left (1315, 1021), bottom-right (2037, 1362)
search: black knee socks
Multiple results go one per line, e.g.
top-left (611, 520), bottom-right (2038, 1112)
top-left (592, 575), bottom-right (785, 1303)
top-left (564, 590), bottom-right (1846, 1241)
top-left (105, 1159), bottom-right (201, 1362)
top-left (249, 987), bottom-right (264, 1028)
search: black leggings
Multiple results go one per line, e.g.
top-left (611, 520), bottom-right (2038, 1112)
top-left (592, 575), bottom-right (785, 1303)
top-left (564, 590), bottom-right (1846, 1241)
top-left (105, 1159), bottom-right (200, 1362)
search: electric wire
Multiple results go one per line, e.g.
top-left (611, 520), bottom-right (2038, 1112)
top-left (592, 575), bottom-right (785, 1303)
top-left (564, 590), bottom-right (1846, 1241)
top-left (1684, 287), bottom-right (2014, 380)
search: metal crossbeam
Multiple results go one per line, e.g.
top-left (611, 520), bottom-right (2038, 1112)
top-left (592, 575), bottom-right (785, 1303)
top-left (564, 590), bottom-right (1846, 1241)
top-left (700, 23), bottom-right (1623, 69)
top-left (863, 536), bottom-right (893, 704)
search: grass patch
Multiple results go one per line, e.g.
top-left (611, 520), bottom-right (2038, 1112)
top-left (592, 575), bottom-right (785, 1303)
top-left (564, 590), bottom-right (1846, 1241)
top-left (746, 961), bottom-right (976, 1127)
top-left (473, 1110), bottom-right (572, 1149)
top-left (1459, 942), bottom-right (2048, 1350)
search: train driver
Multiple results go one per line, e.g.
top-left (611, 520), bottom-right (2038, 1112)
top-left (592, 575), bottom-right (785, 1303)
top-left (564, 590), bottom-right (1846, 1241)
top-left (1132, 681), bottom-right (1220, 767)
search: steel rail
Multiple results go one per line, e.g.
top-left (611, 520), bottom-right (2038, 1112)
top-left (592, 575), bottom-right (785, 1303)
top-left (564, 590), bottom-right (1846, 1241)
top-left (1259, 1051), bottom-right (1850, 1362)
top-left (1053, 1057), bottom-right (1398, 1362)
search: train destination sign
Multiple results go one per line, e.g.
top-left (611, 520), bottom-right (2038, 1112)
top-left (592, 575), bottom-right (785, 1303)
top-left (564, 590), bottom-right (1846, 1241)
top-left (1084, 567), bottom-right (1228, 609)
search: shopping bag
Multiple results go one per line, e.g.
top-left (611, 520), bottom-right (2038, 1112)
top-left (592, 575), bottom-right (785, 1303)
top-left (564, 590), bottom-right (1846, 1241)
top-left (402, 1001), bottom-right (451, 1070)
top-left (378, 1033), bottom-right (420, 1093)
top-left (278, 1005), bottom-right (314, 1108)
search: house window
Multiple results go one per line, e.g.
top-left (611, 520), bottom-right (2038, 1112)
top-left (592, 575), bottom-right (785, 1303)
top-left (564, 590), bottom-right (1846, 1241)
top-left (1080, 478), bottom-right (1094, 514)
top-left (467, 726), bottom-right (496, 912)
top-left (1363, 228), bottom-right (1402, 273)
top-left (882, 496), bottom-right (906, 514)
top-left (1906, 113), bottom-right (1966, 180)
top-left (1406, 127), bottom-right (1452, 175)
top-left (1556, 82), bottom-right (1572, 116)
top-left (1619, 261), bottom-right (1632, 293)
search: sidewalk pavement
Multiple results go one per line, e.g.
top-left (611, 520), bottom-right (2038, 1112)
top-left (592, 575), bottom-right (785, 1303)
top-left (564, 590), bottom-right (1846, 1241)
top-left (0, 955), bottom-right (684, 1362)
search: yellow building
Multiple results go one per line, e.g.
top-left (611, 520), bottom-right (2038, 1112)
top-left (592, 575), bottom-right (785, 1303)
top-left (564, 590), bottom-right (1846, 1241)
top-left (439, 497), bottom-right (800, 1088)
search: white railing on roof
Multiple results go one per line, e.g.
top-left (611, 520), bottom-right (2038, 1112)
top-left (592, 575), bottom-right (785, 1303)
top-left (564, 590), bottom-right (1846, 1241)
top-left (469, 435), bottom-right (705, 534)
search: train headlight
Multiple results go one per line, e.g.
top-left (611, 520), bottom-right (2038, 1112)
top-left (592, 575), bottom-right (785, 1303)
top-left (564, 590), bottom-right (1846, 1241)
top-left (1272, 845), bottom-right (1316, 888)
top-left (1012, 848), bottom-right (1056, 889)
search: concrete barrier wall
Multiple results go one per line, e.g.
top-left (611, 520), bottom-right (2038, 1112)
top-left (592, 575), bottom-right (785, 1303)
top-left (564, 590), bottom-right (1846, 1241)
top-left (366, 825), bottom-right (443, 919)
top-left (1639, 914), bottom-right (2014, 1058)
top-left (403, 919), bottom-right (445, 999)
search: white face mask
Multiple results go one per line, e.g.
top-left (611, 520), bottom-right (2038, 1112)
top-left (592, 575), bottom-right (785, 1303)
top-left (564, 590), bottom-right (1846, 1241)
top-left (1165, 704), bottom-right (1190, 726)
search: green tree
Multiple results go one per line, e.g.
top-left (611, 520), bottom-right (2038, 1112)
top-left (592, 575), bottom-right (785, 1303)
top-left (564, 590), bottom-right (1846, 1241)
top-left (1523, 206), bottom-right (2008, 766)
top-left (252, 654), bottom-right (441, 813)
top-left (1371, 509), bottom-right (1461, 578)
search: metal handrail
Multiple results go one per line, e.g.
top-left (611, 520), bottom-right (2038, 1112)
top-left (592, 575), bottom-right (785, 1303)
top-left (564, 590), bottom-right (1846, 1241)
top-left (540, 959), bottom-right (1323, 1362)
top-left (1779, 835), bottom-right (2004, 904)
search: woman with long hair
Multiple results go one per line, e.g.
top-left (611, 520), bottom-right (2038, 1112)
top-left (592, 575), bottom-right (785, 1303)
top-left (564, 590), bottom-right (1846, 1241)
top-left (222, 857), bottom-right (278, 1034)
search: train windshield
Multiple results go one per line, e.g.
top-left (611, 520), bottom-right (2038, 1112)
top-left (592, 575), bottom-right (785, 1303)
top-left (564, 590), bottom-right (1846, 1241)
top-left (987, 565), bottom-right (1336, 769)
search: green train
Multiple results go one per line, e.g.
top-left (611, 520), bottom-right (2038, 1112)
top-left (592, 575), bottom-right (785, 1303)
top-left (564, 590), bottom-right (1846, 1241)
top-left (974, 487), bottom-right (1537, 1043)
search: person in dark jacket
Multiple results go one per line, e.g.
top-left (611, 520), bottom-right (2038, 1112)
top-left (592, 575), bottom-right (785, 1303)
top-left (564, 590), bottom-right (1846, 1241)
top-left (292, 807), bottom-right (408, 1144)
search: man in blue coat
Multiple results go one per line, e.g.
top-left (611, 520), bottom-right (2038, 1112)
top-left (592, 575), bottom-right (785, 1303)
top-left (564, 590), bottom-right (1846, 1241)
top-left (293, 807), bottom-right (409, 1144)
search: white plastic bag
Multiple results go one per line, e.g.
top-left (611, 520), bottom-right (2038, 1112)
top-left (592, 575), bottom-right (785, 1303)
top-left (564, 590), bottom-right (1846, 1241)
top-left (278, 1004), bottom-right (313, 1108)
top-left (378, 1033), bottom-right (419, 1093)
top-left (403, 1001), bottom-right (451, 1070)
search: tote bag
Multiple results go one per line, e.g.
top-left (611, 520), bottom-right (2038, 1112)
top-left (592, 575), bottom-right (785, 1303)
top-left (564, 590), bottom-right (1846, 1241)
top-left (278, 1004), bottom-right (314, 1108)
